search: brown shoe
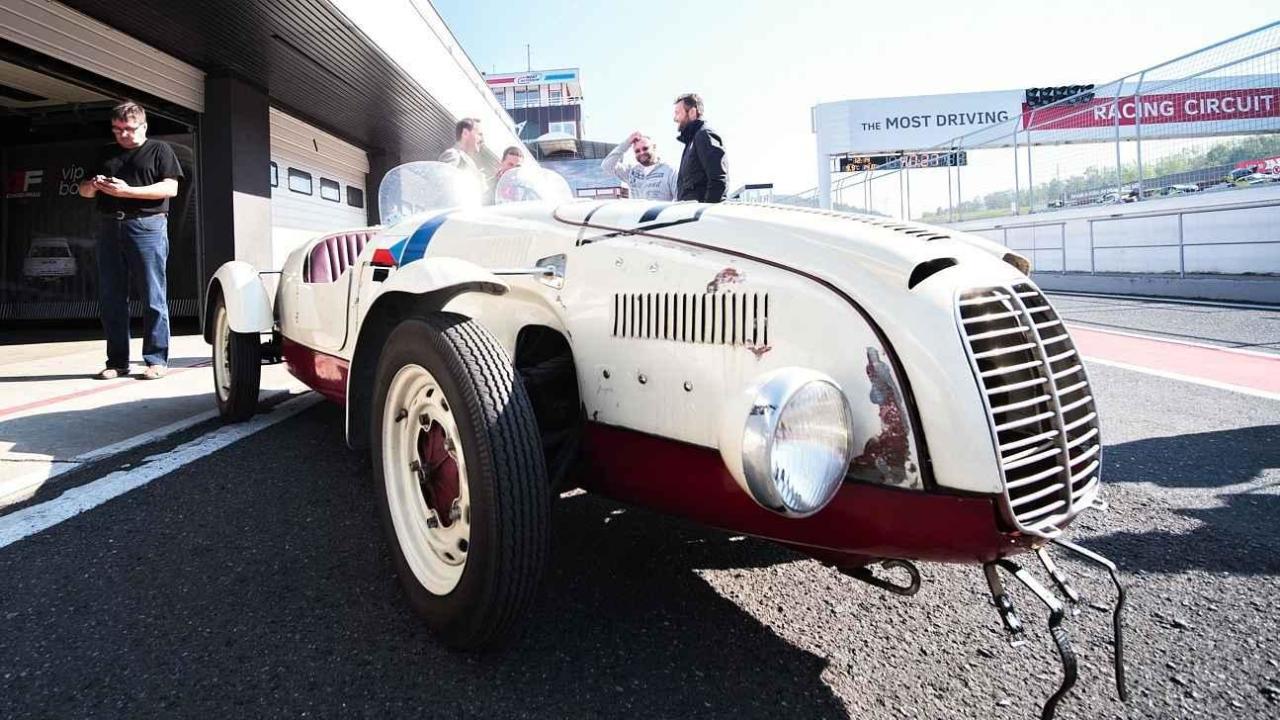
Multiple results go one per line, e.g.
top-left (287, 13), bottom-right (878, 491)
top-left (96, 367), bottom-right (129, 379)
top-left (140, 365), bottom-right (167, 380)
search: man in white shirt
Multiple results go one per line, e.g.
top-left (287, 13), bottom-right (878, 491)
top-left (601, 131), bottom-right (679, 201)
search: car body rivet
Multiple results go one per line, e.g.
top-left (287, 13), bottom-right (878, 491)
top-left (683, 381), bottom-right (693, 392)
top-left (602, 369), bottom-right (611, 379)
top-left (648, 262), bottom-right (659, 273)
top-left (615, 257), bottom-right (624, 267)
top-left (638, 374), bottom-right (648, 384)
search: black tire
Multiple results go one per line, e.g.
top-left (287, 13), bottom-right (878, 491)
top-left (371, 313), bottom-right (549, 650)
top-left (211, 293), bottom-right (262, 422)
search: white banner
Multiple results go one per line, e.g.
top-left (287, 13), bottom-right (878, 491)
top-left (814, 75), bottom-right (1280, 157)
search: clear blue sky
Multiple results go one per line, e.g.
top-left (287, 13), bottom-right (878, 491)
top-left (432, 0), bottom-right (1278, 193)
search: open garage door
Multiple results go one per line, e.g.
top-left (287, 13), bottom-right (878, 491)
top-left (0, 0), bottom-right (204, 112)
top-left (269, 108), bottom-right (370, 269)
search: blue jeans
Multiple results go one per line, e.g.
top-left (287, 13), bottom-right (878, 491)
top-left (97, 214), bottom-right (170, 368)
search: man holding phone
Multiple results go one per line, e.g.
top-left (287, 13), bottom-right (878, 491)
top-left (78, 101), bottom-right (183, 379)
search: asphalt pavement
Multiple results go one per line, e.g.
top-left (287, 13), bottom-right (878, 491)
top-left (1048, 292), bottom-right (1280, 354)
top-left (1, 295), bottom-right (1277, 719)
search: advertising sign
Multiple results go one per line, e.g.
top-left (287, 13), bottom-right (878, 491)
top-left (1235, 154), bottom-right (1280, 173)
top-left (814, 75), bottom-right (1280, 156)
top-left (485, 68), bottom-right (579, 88)
top-left (1025, 88), bottom-right (1279, 130)
top-left (837, 151), bottom-right (967, 172)
top-left (1, 135), bottom-right (198, 319)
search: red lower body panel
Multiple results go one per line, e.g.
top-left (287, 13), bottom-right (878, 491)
top-left (282, 338), bottom-right (349, 405)
top-left (580, 423), bottom-right (1038, 565)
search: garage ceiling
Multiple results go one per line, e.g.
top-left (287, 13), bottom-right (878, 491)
top-left (58, 0), bottom-right (462, 161)
top-left (0, 58), bottom-right (109, 109)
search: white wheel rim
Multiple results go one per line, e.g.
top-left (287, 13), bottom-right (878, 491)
top-left (213, 304), bottom-right (232, 403)
top-left (382, 363), bottom-right (471, 595)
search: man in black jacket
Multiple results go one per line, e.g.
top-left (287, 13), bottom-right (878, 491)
top-left (673, 93), bottom-right (728, 203)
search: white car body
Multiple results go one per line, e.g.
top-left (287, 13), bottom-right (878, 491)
top-left (23, 239), bottom-right (77, 279)
top-left (205, 165), bottom-right (1123, 714)
top-left (211, 188), bottom-right (1101, 538)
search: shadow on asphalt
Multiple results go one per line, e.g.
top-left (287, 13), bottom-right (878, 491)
top-left (1090, 425), bottom-right (1280, 576)
top-left (0, 403), bottom-right (844, 718)
top-left (1104, 424), bottom-right (1279, 489)
top-left (1089, 492), bottom-right (1280, 576)
top-left (0, 319), bottom-right (202, 346)
top-left (0, 356), bottom-right (207, 384)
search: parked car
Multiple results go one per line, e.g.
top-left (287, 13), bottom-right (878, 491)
top-left (1227, 167), bottom-right (1254, 183)
top-left (22, 239), bottom-right (77, 280)
top-left (1240, 172), bottom-right (1279, 186)
top-left (206, 162), bottom-right (1129, 719)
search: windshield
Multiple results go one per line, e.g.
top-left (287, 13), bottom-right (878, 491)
top-left (494, 165), bottom-right (572, 205)
top-left (378, 161), bottom-right (483, 226)
top-left (29, 244), bottom-right (70, 258)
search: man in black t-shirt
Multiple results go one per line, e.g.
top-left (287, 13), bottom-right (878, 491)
top-left (78, 101), bottom-right (183, 379)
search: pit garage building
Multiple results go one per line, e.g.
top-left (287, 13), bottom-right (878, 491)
top-left (0, 0), bottom-right (522, 322)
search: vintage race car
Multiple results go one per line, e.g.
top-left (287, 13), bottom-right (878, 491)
top-left (205, 163), bottom-right (1129, 718)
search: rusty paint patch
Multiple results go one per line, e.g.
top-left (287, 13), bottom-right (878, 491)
top-left (849, 347), bottom-right (920, 488)
top-left (747, 344), bottom-right (772, 359)
top-left (705, 267), bottom-right (745, 293)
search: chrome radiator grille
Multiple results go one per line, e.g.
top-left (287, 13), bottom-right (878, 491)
top-left (956, 283), bottom-right (1102, 536)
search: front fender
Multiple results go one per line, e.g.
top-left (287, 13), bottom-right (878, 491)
top-left (204, 261), bottom-right (274, 342)
top-left (344, 257), bottom-right (508, 449)
top-left (374, 255), bottom-right (509, 301)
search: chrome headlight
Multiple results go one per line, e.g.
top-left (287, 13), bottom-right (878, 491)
top-left (740, 369), bottom-right (855, 517)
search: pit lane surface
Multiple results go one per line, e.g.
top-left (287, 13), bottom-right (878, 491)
top-left (1, 295), bottom-right (1277, 719)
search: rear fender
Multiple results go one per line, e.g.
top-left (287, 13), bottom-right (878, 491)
top-left (204, 261), bottom-right (274, 342)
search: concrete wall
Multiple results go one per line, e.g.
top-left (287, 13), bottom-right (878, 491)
top-left (1029, 273), bottom-right (1280, 304)
top-left (947, 185), bottom-right (1280, 276)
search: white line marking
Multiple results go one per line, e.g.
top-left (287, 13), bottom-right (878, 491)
top-left (1083, 356), bottom-right (1280, 401)
top-left (1067, 323), bottom-right (1280, 359)
top-left (0, 390), bottom-right (299, 506)
top-left (1046, 289), bottom-right (1280, 312)
top-left (0, 393), bottom-right (321, 549)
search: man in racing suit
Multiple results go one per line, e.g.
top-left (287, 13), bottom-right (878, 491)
top-left (601, 131), bottom-right (679, 201)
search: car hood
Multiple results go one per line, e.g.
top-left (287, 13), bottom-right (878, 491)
top-left (554, 200), bottom-right (1029, 298)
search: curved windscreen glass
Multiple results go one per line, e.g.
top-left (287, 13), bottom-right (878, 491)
top-left (377, 161), bottom-right (483, 226)
top-left (494, 166), bottom-right (573, 205)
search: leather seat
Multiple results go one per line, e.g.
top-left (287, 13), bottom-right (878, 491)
top-left (306, 231), bottom-right (371, 283)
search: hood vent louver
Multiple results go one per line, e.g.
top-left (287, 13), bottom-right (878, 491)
top-left (612, 292), bottom-right (769, 347)
top-left (908, 258), bottom-right (959, 289)
top-left (726, 202), bottom-right (952, 242)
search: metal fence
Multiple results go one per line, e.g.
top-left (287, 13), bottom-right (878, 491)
top-left (781, 22), bottom-right (1280, 227)
top-left (958, 197), bottom-right (1280, 277)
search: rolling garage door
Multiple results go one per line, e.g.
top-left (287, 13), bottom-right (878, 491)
top-left (269, 108), bottom-right (370, 269)
top-left (0, 0), bottom-right (204, 111)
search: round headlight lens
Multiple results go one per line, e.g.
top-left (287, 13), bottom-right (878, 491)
top-left (740, 371), bottom-right (855, 518)
top-left (771, 381), bottom-right (854, 514)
